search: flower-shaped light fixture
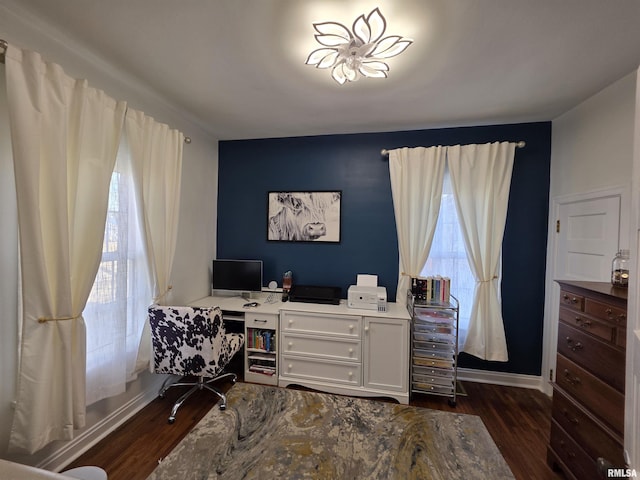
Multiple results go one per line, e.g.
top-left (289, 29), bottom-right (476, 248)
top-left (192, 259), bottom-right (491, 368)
top-left (305, 8), bottom-right (412, 85)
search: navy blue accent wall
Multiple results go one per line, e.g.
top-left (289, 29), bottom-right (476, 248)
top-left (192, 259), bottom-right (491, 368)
top-left (218, 122), bottom-right (551, 375)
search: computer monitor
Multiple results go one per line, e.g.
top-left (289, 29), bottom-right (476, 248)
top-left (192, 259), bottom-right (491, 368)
top-left (212, 259), bottom-right (263, 298)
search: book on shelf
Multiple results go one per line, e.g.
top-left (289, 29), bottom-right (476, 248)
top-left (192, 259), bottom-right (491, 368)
top-left (247, 353), bottom-right (276, 362)
top-left (411, 276), bottom-right (451, 304)
top-left (248, 364), bottom-right (276, 376)
top-left (247, 328), bottom-right (276, 352)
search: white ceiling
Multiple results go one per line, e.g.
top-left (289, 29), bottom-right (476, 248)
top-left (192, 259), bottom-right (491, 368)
top-left (4, 0), bottom-right (640, 140)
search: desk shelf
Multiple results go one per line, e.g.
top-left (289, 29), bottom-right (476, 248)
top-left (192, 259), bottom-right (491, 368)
top-left (245, 312), bottom-right (279, 385)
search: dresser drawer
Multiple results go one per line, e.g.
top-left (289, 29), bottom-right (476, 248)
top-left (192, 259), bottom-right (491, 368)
top-left (549, 421), bottom-right (599, 480)
top-left (556, 355), bottom-right (624, 434)
top-left (245, 312), bottom-right (278, 329)
top-left (281, 355), bottom-right (361, 385)
top-left (559, 306), bottom-right (614, 342)
top-left (552, 388), bottom-right (624, 466)
top-left (585, 298), bottom-right (627, 326)
top-left (617, 327), bottom-right (626, 349)
top-left (560, 290), bottom-right (585, 312)
top-left (557, 322), bottom-right (625, 392)
top-left (281, 333), bottom-right (360, 362)
top-left (281, 311), bottom-right (361, 338)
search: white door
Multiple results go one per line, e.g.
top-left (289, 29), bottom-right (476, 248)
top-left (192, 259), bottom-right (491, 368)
top-left (555, 194), bottom-right (621, 281)
top-left (542, 191), bottom-right (623, 395)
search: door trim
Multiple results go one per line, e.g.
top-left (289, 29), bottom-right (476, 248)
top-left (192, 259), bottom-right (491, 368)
top-left (541, 185), bottom-right (628, 395)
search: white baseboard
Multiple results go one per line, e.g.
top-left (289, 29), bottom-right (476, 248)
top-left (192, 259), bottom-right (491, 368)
top-left (457, 367), bottom-right (550, 395)
top-left (37, 376), bottom-right (167, 473)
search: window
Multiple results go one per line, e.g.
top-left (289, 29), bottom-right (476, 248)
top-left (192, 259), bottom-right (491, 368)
top-left (420, 169), bottom-right (477, 348)
top-left (84, 142), bottom-right (150, 406)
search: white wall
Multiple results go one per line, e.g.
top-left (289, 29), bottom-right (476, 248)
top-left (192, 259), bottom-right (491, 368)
top-left (541, 71), bottom-right (638, 395)
top-left (551, 72), bottom-right (637, 198)
top-left (0, 2), bottom-right (219, 469)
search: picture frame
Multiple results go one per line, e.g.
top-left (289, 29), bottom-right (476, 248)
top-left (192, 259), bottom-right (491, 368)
top-left (267, 191), bottom-right (342, 243)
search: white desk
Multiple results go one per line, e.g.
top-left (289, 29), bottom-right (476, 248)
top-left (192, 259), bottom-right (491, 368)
top-left (190, 294), bottom-right (411, 404)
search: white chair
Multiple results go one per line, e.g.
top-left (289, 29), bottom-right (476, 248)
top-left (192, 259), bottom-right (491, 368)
top-left (148, 305), bottom-right (244, 423)
top-left (61, 466), bottom-right (107, 480)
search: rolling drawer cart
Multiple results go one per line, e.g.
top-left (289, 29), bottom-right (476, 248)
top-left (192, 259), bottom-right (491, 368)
top-left (407, 290), bottom-right (459, 406)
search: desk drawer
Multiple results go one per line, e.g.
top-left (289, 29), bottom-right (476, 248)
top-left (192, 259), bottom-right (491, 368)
top-left (245, 312), bottom-right (278, 329)
top-left (281, 311), bottom-right (361, 338)
top-left (281, 355), bottom-right (361, 386)
top-left (557, 322), bottom-right (625, 392)
top-left (281, 333), bottom-right (360, 362)
top-left (555, 355), bottom-right (624, 434)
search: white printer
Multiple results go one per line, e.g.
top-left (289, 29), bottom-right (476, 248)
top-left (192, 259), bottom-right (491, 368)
top-left (347, 285), bottom-right (387, 312)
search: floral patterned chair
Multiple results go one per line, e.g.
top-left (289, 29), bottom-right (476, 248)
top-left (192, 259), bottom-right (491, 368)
top-left (148, 305), bottom-right (244, 423)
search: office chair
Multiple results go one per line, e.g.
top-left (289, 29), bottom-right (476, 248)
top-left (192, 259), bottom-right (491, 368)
top-left (148, 305), bottom-right (244, 423)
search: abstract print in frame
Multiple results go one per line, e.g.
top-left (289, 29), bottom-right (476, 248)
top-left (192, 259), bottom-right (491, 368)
top-left (267, 191), bottom-right (341, 243)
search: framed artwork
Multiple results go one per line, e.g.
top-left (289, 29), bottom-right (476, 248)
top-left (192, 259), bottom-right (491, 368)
top-left (267, 191), bottom-right (342, 242)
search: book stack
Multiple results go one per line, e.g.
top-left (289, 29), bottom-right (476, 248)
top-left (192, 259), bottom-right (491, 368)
top-left (411, 276), bottom-right (451, 304)
top-left (247, 328), bottom-right (276, 353)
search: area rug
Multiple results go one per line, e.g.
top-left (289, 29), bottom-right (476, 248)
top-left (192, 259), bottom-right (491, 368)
top-left (148, 382), bottom-right (514, 480)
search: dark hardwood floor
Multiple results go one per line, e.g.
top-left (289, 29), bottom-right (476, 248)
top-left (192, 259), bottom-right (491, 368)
top-left (65, 378), bottom-right (564, 480)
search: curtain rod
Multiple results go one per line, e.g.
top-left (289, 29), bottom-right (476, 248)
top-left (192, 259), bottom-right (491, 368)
top-left (0, 39), bottom-right (191, 144)
top-left (380, 140), bottom-right (526, 157)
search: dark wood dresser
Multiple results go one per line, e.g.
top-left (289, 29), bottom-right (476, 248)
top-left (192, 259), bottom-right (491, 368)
top-left (547, 280), bottom-right (627, 479)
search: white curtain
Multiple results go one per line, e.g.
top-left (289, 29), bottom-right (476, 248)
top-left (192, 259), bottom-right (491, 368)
top-left (5, 45), bottom-right (126, 453)
top-left (389, 146), bottom-right (447, 305)
top-left (125, 109), bottom-right (184, 371)
top-left (83, 138), bottom-right (151, 406)
top-left (447, 142), bottom-right (516, 361)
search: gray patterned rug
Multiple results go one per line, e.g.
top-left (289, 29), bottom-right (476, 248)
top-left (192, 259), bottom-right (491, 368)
top-left (148, 382), bottom-right (514, 479)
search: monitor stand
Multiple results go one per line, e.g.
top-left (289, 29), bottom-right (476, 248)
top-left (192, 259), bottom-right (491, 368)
top-left (242, 291), bottom-right (259, 301)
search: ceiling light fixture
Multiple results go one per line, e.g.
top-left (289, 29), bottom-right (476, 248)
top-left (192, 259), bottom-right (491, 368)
top-left (305, 7), bottom-right (412, 85)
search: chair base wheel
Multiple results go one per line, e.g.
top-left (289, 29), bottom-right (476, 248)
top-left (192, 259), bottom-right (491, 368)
top-left (168, 417), bottom-right (175, 424)
top-left (219, 404), bottom-right (226, 411)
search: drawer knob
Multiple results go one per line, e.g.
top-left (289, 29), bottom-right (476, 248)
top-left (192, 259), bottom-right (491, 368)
top-left (565, 337), bottom-right (584, 352)
top-left (606, 308), bottom-right (613, 315)
top-left (562, 408), bottom-right (579, 424)
top-left (288, 319), bottom-right (293, 325)
top-left (364, 326), bottom-right (370, 332)
top-left (254, 319), bottom-right (267, 323)
top-left (575, 317), bottom-right (591, 328)
top-left (288, 364), bottom-right (293, 369)
top-left (349, 324), bottom-right (354, 331)
top-left (563, 369), bottom-right (581, 386)
top-left (348, 371), bottom-right (353, 377)
top-left (564, 295), bottom-right (578, 303)
top-left (288, 342), bottom-right (293, 348)
top-left (348, 348), bottom-right (354, 354)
